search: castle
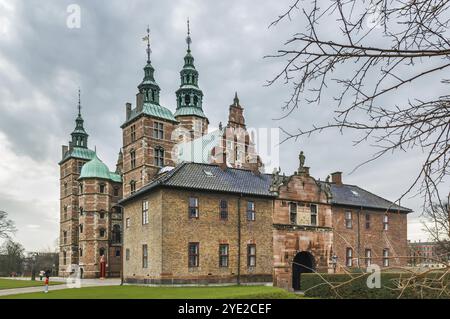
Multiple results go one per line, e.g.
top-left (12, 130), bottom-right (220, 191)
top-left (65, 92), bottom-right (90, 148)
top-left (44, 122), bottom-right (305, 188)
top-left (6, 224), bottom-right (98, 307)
top-left (59, 24), bottom-right (411, 290)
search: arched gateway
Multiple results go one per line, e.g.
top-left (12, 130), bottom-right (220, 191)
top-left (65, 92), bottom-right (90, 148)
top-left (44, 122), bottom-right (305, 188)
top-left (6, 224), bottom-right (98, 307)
top-left (292, 251), bottom-right (316, 290)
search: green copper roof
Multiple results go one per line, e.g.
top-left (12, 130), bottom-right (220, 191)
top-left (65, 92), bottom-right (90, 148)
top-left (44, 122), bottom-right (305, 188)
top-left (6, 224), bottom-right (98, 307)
top-left (60, 147), bottom-right (96, 164)
top-left (78, 153), bottom-right (122, 182)
top-left (174, 106), bottom-right (207, 118)
top-left (123, 102), bottom-right (177, 126)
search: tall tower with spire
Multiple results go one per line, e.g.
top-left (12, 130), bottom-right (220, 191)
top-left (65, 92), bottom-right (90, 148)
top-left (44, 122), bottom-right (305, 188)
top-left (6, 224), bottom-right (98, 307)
top-left (59, 89), bottom-right (96, 277)
top-left (174, 19), bottom-right (209, 138)
top-left (121, 26), bottom-right (178, 197)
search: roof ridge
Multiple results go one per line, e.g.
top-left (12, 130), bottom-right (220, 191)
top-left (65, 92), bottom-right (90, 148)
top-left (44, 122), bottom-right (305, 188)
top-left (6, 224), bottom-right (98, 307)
top-left (352, 185), bottom-right (411, 211)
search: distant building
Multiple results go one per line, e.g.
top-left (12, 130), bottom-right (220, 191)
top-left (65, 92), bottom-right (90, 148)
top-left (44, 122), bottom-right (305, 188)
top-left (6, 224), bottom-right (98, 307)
top-left (408, 241), bottom-right (448, 268)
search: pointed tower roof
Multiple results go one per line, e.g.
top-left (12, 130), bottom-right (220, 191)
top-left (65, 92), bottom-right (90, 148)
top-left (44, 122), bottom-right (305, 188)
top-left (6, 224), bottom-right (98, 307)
top-left (123, 26), bottom-right (177, 127)
top-left (174, 19), bottom-right (207, 120)
top-left (60, 89), bottom-right (96, 164)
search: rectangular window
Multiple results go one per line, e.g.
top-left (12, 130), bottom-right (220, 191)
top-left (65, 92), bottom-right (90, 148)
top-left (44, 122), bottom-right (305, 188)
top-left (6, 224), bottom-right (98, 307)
top-left (247, 201), bottom-right (255, 221)
top-left (153, 122), bottom-right (164, 139)
top-left (99, 183), bottom-right (105, 194)
top-left (289, 202), bottom-right (297, 224)
top-left (346, 247), bottom-right (353, 267)
top-left (188, 243), bottom-right (199, 267)
top-left (219, 200), bottom-right (228, 220)
top-left (154, 148), bottom-right (164, 167)
top-left (115, 249), bottom-right (121, 257)
top-left (63, 231), bottom-right (67, 245)
top-left (310, 204), bottom-right (318, 226)
top-left (189, 197), bottom-right (199, 218)
top-left (126, 218), bottom-right (130, 228)
top-left (142, 200), bottom-right (149, 225)
top-left (113, 187), bottom-right (119, 197)
top-left (219, 244), bottom-right (229, 267)
top-left (365, 249), bottom-right (372, 267)
top-left (345, 211), bottom-right (352, 229)
top-left (383, 215), bottom-right (389, 231)
top-left (79, 224), bottom-right (83, 234)
top-left (130, 150), bottom-right (136, 169)
top-left (142, 245), bottom-right (148, 268)
top-left (125, 248), bottom-right (130, 261)
top-left (130, 181), bottom-right (136, 194)
top-left (247, 244), bottom-right (256, 267)
top-left (383, 249), bottom-right (389, 267)
top-left (365, 213), bottom-right (371, 229)
top-left (131, 125), bottom-right (136, 142)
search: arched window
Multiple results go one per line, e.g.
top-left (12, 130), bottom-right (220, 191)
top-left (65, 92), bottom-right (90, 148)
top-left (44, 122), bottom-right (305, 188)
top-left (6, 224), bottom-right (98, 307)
top-left (185, 94), bottom-right (190, 106)
top-left (193, 95), bottom-right (198, 106)
top-left (79, 207), bottom-right (83, 216)
top-left (79, 224), bottom-right (83, 234)
top-left (63, 251), bottom-right (67, 265)
top-left (151, 90), bottom-right (155, 101)
top-left (99, 211), bottom-right (105, 219)
top-left (99, 248), bottom-right (105, 257)
top-left (79, 182), bottom-right (83, 194)
top-left (112, 224), bottom-right (121, 244)
top-left (99, 228), bottom-right (105, 237)
top-left (154, 147), bottom-right (164, 167)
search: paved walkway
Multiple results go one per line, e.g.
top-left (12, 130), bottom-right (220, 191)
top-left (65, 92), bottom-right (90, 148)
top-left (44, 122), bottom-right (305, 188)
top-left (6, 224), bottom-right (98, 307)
top-left (0, 278), bottom-right (121, 297)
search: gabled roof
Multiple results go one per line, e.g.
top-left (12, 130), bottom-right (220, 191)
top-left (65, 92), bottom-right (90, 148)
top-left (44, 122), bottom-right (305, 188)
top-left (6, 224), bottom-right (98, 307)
top-left (120, 162), bottom-right (274, 204)
top-left (324, 182), bottom-right (412, 213)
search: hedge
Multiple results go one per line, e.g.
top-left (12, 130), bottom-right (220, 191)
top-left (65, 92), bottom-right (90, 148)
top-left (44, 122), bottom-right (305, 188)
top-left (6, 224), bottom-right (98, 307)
top-left (300, 272), bottom-right (450, 299)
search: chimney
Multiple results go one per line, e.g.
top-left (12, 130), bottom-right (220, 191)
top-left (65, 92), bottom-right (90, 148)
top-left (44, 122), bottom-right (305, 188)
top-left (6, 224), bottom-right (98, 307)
top-left (331, 171), bottom-right (342, 185)
top-left (126, 103), bottom-right (132, 120)
top-left (136, 93), bottom-right (144, 113)
top-left (68, 141), bottom-right (73, 151)
top-left (61, 145), bottom-right (68, 159)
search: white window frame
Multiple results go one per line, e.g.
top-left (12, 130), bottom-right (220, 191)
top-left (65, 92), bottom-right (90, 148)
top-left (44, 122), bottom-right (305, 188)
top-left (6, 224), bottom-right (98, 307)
top-left (142, 200), bottom-right (149, 225)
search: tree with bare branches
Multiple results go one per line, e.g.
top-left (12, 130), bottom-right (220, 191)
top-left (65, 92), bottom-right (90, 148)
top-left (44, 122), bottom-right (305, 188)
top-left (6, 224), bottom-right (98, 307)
top-left (0, 211), bottom-right (16, 240)
top-left (267, 0), bottom-right (450, 208)
top-left (423, 200), bottom-right (450, 257)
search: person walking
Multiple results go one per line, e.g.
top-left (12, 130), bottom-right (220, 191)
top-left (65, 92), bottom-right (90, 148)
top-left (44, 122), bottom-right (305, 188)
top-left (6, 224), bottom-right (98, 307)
top-left (44, 274), bottom-right (49, 293)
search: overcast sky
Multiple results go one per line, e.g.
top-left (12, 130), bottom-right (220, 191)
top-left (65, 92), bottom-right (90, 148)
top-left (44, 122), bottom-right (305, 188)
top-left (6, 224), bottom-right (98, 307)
top-left (0, 0), bottom-right (445, 251)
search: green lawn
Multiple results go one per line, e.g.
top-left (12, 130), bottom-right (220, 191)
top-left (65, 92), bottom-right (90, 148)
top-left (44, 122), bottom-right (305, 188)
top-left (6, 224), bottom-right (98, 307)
top-left (0, 278), bottom-right (63, 290)
top-left (1, 285), bottom-right (299, 299)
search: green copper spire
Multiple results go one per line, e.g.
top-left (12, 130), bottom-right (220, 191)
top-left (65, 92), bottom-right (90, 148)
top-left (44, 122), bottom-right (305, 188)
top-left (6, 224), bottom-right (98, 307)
top-left (138, 26), bottom-right (161, 104)
top-left (71, 88), bottom-right (89, 148)
top-left (174, 19), bottom-right (206, 119)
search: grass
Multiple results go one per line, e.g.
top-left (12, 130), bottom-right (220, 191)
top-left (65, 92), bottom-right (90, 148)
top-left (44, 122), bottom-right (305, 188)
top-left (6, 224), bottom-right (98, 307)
top-left (0, 285), bottom-right (299, 299)
top-left (0, 278), bottom-right (63, 290)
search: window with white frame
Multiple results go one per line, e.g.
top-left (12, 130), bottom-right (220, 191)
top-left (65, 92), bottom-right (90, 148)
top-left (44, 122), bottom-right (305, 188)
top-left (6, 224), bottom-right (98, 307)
top-left (189, 197), bottom-right (199, 218)
top-left (383, 248), bottom-right (389, 266)
top-left (346, 247), bottom-right (353, 267)
top-left (383, 215), bottom-right (389, 231)
top-left (345, 211), bottom-right (352, 229)
top-left (365, 249), bottom-right (372, 267)
top-left (153, 122), bottom-right (164, 139)
top-left (142, 200), bottom-right (149, 225)
top-left (247, 201), bottom-right (255, 221)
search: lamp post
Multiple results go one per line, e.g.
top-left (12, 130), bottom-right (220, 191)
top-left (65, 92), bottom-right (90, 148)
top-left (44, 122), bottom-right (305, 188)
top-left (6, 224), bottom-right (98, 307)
top-left (30, 252), bottom-right (38, 281)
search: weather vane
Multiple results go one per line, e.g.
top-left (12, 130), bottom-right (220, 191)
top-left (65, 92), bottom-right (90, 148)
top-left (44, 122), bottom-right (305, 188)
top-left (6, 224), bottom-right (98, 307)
top-left (186, 18), bottom-right (192, 51)
top-left (142, 25), bottom-right (151, 62)
top-left (77, 87), bottom-right (81, 116)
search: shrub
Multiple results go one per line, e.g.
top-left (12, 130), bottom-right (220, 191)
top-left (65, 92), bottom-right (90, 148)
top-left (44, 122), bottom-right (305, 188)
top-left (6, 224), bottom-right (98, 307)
top-left (301, 272), bottom-right (450, 299)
